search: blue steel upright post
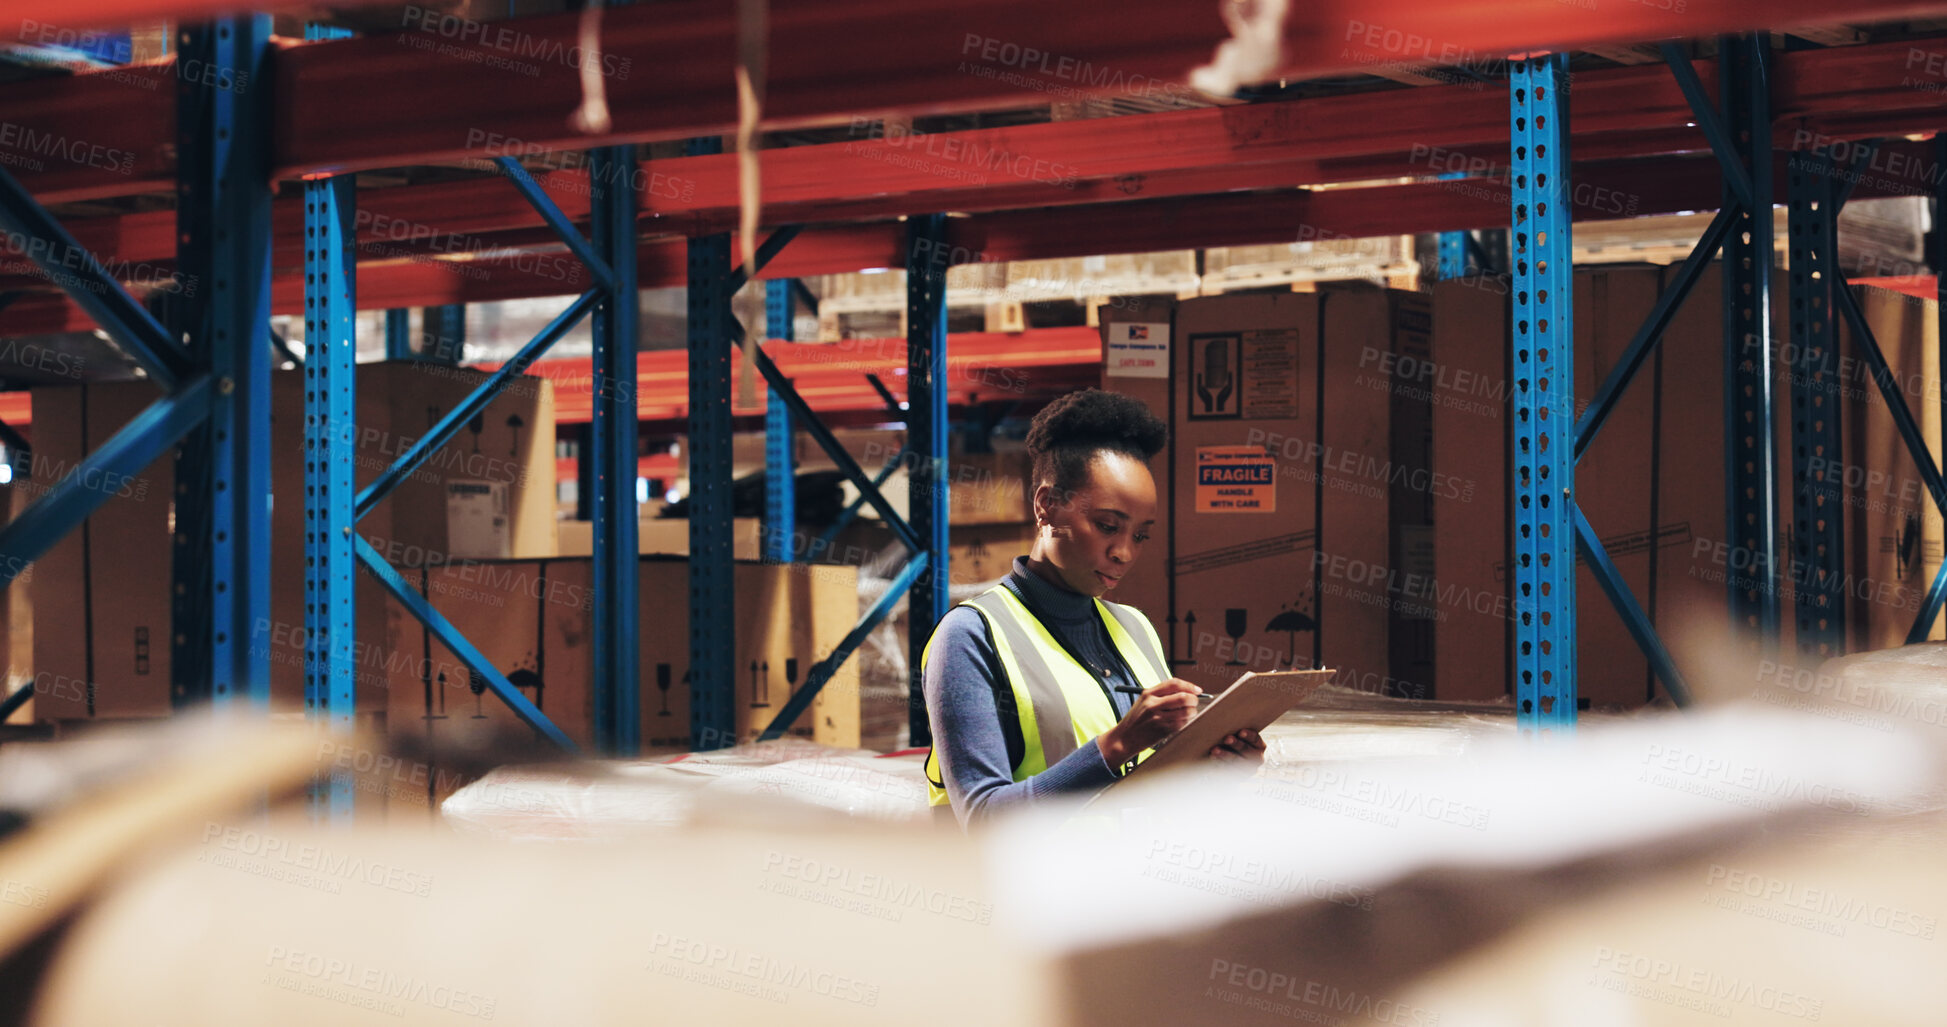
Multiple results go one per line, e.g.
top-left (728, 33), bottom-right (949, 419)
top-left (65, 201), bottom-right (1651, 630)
top-left (686, 140), bottom-right (735, 750)
top-left (764, 279), bottom-right (796, 563)
top-left (423, 305), bottom-right (465, 364)
top-left (1436, 173), bottom-right (1470, 280)
top-left (175, 16), bottom-right (274, 709)
top-left (590, 145), bottom-right (641, 755)
top-left (1509, 54), bottom-right (1575, 731)
top-left (385, 309), bottom-right (412, 360)
top-left (303, 22), bottom-right (357, 817)
top-left (907, 215), bottom-right (951, 746)
top-left (1721, 35), bottom-right (1780, 656)
top-left (1786, 146), bottom-right (1845, 660)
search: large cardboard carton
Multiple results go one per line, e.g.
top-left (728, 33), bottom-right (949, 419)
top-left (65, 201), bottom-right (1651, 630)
top-left (1427, 274), bottom-right (1513, 704)
top-left (27, 381), bottom-right (175, 719)
top-left (30, 362), bottom-right (555, 721)
top-left (1572, 269), bottom-right (1664, 708)
top-left (1094, 296), bottom-right (1177, 638)
top-left (1103, 288), bottom-right (1433, 698)
top-left (558, 516), bottom-right (766, 559)
top-left (1, 483), bottom-right (30, 724)
top-left (384, 556), bottom-right (864, 812)
top-left (1431, 265), bottom-right (1793, 708)
top-left (1650, 266), bottom-right (1795, 682)
top-left (1838, 284), bottom-right (1944, 651)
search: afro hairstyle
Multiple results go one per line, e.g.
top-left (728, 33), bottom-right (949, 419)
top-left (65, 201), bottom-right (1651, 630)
top-left (1024, 388), bottom-right (1169, 502)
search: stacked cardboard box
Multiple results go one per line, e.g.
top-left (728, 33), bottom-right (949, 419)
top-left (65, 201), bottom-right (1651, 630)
top-left (1427, 267), bottom-right (1939, 707)
top-left (1431, 266), bottom-right (1767, 707)
top-left (29, 361), bottom-right (556, 721)
top-left (1101, 287), bottom-right (1435, 699)
top-left (382, 556), bottom-right (862, 814)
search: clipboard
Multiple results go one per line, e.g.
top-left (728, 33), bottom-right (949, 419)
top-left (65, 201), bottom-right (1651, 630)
top-left (1120, 669), bottom-right (1333, 779)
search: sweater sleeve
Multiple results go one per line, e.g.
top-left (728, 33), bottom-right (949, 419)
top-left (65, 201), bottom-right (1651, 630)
top-left (923, 605), bottom-right (1120, 829)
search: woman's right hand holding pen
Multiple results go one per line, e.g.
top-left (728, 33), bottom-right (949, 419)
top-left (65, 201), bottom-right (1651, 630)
top-left (1098, 678), bottom-right (1202, 767)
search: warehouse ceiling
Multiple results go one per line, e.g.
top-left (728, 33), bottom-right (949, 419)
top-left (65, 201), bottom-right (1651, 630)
top-left (6, 6), bottom-right (1947, 379)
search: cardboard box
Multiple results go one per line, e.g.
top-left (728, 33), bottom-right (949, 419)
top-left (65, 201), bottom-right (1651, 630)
top-left (1095, 298), bottom-right (1177, 639)
top-left (672, 429), bottom-right (1032, 529)
top-left (1102, 288), bottom-right (1434, 698)
top-left (1427, 275), bottom-right (1512, 704)
top-left (556, 516), bottom-right (765, 559)
top-left (28, 380), bottom-right (174, 719)
top-left (948, 450), bottom-right (1033, 525)
top-left (1431, 265), bottom-right (1793, 708)
top-left (827, 520), bottom-right (1039, 590)
top-left (384, 556), bottom-right (863, 809)
top-left (1839, 284), bottom-right (1943, 651)
top-left (1, 483), bottom-right (30, 724)
top-left (30, 362), bottom-right (556, 720)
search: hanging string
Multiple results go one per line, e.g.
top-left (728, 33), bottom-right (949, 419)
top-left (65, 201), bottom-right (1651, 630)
top-left (569, 0), bottom-right (611, 134)
top-left (734, 0), bottom-right (768, 408)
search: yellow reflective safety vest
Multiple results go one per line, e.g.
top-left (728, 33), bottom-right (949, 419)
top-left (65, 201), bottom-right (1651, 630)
top-left (923, 583), bottom-right (1171, 807)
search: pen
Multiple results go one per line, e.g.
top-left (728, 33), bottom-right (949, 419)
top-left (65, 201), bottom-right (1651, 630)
top-left (1114, 685), bottom-right (1215, 701)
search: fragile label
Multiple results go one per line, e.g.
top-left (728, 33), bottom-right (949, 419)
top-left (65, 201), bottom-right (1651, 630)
top-left (1106, 322), bottom-right (1170, 378)
top-left (1196, 446), bottom-right (1276, 513)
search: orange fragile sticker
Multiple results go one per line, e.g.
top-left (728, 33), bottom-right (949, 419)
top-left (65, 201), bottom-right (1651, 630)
top-left (1195, 445), bottom-right (1275, 513)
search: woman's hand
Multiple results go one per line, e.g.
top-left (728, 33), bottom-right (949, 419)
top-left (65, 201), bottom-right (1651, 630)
top-left (1207, 727), bottom-right (1267, 767)
top-left (1098, 678), bottom-right (1202, 767)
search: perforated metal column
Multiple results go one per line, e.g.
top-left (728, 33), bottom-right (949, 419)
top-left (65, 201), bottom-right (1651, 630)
top-left (1721, 35), bottom-right (1780, 655)
top-left (590, 145), bottom-right (641, 755)
top-left (1786, 149), bottom-right (1845, 660)
top-left (686, 137), bottom-right (736, 750)
top-left (1509, 54), bottom-right (1575, 730)
top-left (763, 279), bottom-right (796, 563)
top-left (907, 216), bottom-right (951, 746)
top-left (301, 22), bottom-right (358, 817)
top-left (174, 16), bottom-right (274, 709)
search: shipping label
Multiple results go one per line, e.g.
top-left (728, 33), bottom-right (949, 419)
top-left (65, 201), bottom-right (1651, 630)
top-left (1105, 321), bottom-right (1170, 378)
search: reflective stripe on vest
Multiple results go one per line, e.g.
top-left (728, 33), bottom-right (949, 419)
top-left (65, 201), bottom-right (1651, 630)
top-left (924, 587), bottom-right (1171, 807)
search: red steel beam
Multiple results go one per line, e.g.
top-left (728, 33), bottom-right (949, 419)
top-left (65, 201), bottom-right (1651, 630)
top-left (266, 2), bottom-right (1943, 180)
top-left (13, 20), bottom-right (1947, 208)
top-left (536, 328), bottom-right (1105, 422)
top-left (24, 38), bottom-right (1947, 285)
top-left (0, 327), bottom-right (1102, 431)
top-left (6, 131), bottom-right (1943, 330)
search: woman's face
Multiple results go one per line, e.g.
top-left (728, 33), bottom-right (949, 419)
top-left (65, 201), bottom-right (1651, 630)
top-left (1032, 450), bottom-right (1159, 597)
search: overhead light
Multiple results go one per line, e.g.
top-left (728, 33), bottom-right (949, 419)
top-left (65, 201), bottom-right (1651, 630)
top-left (860, 267), bottom-right (890, 275)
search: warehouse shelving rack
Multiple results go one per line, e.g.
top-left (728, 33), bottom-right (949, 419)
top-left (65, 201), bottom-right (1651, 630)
top-left (3, 3), bottom-right (1947, 779)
